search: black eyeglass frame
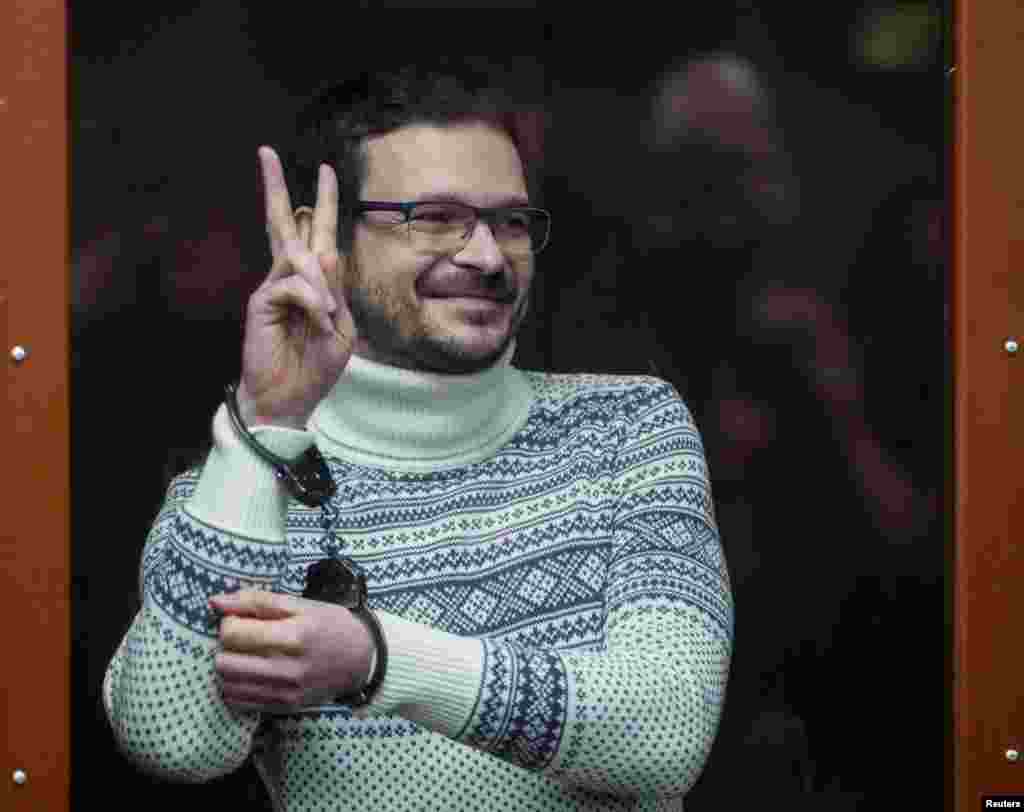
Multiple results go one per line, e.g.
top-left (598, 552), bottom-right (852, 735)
top-left (353, 200), bottom-right (552, 255)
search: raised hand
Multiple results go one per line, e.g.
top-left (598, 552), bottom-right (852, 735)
top-left (236, 147), bottom-right (356, 429)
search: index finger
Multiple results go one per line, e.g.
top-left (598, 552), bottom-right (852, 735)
top-left (219, 615), bottom-right (302, 657)
top-left (311, 163), bottom-right (339, 258)
top-left (259, 146), bottom-right (299, 250)
top-left (210, 589), bottom-right (297, 619)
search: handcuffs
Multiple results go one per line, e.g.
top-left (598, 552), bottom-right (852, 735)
top-left (224, 383), bottom-right (387, 707)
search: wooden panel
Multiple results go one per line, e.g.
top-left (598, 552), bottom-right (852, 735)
top-left (953, 0), bottom-right (1024, 808)
top-left (0, 2), bottom-right (69, 811)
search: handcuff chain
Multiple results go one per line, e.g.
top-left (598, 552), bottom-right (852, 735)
top-left (316, 501), bottom-right (367, 580)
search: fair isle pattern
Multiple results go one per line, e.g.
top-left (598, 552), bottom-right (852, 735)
top-left (105, 372), bottom-right (733, 810)
top-left (149, 512), bottom-right (290, 638)
top-left (105, 508), bottom-right (285, 782)
top-left (465, 641), bottom-right (567, 770)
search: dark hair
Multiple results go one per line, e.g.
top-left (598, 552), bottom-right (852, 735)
top-left (284, 58), bottom-right (540, 251)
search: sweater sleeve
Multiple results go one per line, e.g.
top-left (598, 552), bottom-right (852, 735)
top-left (102, 404), bottom-right (313, 782)
top-left (366, 379), bottom-right (734, 801)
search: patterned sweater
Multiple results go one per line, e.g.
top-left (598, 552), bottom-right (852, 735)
top-left (103, 344), bottom-right (733, 811)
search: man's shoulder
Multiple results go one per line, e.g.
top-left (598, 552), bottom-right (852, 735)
top-left (518, 368), bottom-right (689, 414)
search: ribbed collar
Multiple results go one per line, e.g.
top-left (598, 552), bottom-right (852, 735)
top-left (308, 341), bottom-right (535, 471)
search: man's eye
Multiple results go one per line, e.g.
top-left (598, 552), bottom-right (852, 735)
top-left (415, 211), bottom-right (457, 223)
top-left (501, 213), bottom-right (531, 230)
top-left (412, 205), bottom-right (463, 225)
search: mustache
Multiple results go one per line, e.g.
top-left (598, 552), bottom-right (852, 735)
top-left (416, 271), bottom-right (518, 303)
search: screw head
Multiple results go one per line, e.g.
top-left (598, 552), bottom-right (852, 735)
top-left (1007, 749), bottom-right (1020, 763)
top-left (1006, 339), bottom-right (1020, 355)
top-left (12, 769), bottom-right (26, 785)
top-left (10, 345), bottom-right (27, 363)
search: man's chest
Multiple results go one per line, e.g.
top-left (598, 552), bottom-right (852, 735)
top-left (280, 459), bottom-right (616, 647)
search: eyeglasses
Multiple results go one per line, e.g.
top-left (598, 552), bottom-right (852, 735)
top-left (354, 200), bottom-right (551, 257)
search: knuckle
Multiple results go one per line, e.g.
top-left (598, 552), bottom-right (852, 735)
top-left (271, 276), bottom-right (306, 302)
top-left (281, 627), bottom-right (305, 655)
top-left (248, 587), bottom-right (273, 607)
top-left (286, 662), bottom-right (309, 689)
top-left (284, 237), bottom-right (309, 260)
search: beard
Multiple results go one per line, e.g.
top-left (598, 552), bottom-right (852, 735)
top-left (346, 261), bottom-right (530, 375)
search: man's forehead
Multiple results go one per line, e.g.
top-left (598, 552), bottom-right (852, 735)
top-left (361, 121), bottom-right (528, 203)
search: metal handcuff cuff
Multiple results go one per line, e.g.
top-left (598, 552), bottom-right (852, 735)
top-left (224, 383), bottom-right (388, 707)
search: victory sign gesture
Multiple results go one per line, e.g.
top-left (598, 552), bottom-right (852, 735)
top-left (236, 147), bottom-right (356, 429)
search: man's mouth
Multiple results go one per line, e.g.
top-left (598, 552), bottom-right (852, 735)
top-left (425, 292), bottom-right (515, 304)
top-left (417, 273), bottom-right (517, 304)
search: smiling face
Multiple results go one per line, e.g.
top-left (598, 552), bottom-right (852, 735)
top-left (345, 121), bottom-right (535, 374)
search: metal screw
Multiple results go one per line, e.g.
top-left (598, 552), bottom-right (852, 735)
top-left (10, 345), bottom-right (27, 363)
top-left (1007, 749), bottom-right (1020, 763)
top-left (12, 769), bottom-right (26, 785)
top-left (1006, 339), bottom-right (1020, 355)
top-left (947, 66), bottom-right (957, 77)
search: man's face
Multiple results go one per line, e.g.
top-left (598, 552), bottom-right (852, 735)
top-left (345, 121), bottom-right (534, 374)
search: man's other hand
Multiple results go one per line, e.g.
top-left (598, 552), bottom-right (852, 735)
top-left (209, 589), bottom-right (373, 713)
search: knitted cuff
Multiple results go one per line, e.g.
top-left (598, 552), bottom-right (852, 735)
top-left (188, 403), bottom-right (316, 540)
top-left (353, 610), bottom-right (483, 737)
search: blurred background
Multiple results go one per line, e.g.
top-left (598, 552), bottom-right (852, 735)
top-left (71, 3), bottom-right (949, 809)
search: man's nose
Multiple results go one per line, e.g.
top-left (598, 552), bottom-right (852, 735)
top-left (453, 219), bottom-right (506, 272)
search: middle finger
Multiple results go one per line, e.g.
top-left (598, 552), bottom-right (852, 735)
top-left (311, 163), bottom-right (339, 258)
top-left (221, 615), bottom-right (301, 656)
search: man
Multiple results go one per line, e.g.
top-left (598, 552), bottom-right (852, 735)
top-left (103, 62), bottom-right (733, 810)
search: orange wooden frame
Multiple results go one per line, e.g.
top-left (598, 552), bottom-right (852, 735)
top-left (0, 2), bottom-right (70, 810)
top-left (4, 1), bottom-right (1023, 809)
top-left (953, 0), bottom-right (1024, 808)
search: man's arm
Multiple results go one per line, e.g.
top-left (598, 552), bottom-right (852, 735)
top-left (104, 146), bottom-right (356, 779)
top-left (102, 407), bottom-right (312, 781)
top-left (363, 379), bottom-right (733, 800)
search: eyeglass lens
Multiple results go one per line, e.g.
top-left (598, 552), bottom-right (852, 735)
top-left (408, 202), bottom-right (548, 255)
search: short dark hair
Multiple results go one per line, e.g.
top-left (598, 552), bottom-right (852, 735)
top-left (284, 58), bottom-right (540, 251)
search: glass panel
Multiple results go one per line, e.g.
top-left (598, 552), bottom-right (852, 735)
top-left (72, 5), bottom-right (947, 809)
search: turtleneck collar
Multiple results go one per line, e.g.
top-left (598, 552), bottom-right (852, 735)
top-left (308, 340), bottom-right (535, 472)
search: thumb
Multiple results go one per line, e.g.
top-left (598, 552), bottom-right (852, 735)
top-left (209, 589), bottom-right (297, 619)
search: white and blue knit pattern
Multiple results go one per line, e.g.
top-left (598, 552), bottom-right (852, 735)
top-left (105, 372), bottom-right (733, 810)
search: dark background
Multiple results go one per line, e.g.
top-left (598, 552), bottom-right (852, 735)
top-left (71, 4), bottom-right (949, 809)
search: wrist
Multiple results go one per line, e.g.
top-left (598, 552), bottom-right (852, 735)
top-left (349, 614), bottom-right (377, 691)
top-left (301, 557), bottom-right (387, 709)
top-left (187, 403), bottom-right (311, 539)
top-left (339, 606), bottom-right (388, 708)
top-left (236, 381), bottom-right (311, 430)
top-left (346, 606), bottom-right (389, 704)
top-left (224, 383), bottom-right (337, 508)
